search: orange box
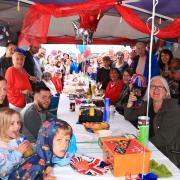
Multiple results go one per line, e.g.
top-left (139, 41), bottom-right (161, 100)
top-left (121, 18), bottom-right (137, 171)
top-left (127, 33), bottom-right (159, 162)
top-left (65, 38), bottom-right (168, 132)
top-left (99, 136), bottom-right (151, 177)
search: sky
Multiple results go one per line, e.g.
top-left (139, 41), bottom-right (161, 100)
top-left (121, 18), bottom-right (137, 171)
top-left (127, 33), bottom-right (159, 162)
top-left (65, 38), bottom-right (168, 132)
top-left (0, 44), bottom-right (131, 58)
top-left (42, 44), bottom-right (131, 57)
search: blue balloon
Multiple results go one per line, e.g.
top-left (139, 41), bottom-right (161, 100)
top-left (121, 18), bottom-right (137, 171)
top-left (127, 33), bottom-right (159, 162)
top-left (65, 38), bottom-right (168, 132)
top-left (165, 41), bottom-right (171, 49)
top-left (77, 44), bottom-right (87, 54)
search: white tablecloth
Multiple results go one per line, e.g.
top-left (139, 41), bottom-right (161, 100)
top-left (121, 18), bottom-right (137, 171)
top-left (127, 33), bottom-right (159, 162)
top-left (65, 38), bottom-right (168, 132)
top-left (53, 94), bottom-right (180, 180)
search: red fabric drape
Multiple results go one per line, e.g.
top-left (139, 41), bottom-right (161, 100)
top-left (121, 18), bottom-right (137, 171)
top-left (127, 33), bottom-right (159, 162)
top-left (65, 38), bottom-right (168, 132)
top-left (18, 0), bottom-right (180, 46)
top-left (115, 5), bottom-right (180, 38)
top-left (18, 5), bottom-right (51, 46)
top-left (31, 0), bottom-right (116, 17)
top-left (47, 36), bottom-right (134, 45)
top-left (18, 0), bottom-right (116, 46)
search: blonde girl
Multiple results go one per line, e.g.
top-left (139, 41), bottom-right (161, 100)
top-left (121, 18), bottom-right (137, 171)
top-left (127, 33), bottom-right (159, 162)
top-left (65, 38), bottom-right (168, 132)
top-left (0, 107), bottom-right (31, 180)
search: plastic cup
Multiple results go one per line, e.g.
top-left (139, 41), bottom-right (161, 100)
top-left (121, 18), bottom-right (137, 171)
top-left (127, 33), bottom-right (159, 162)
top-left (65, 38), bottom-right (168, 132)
top-left (17, 136), bottom-right (33, 158)
top-left (137, 116), bottom-right (150, 147)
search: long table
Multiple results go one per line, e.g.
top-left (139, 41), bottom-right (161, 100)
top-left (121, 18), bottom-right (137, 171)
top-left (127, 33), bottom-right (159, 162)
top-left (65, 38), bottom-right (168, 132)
top-left (53, 94), bottom-right (180, 180)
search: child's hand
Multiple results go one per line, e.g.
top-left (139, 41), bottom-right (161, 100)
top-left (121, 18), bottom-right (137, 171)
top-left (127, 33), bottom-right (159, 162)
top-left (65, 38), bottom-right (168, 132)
top-left (17, 141), bottom-right (30, 154)
top-left (43, 166), bottom-right (56, 180)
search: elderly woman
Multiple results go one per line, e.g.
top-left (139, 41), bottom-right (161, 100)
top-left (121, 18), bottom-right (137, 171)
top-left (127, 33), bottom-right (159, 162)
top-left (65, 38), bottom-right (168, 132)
top-left (5, 50), bottom-right (32, 112)
top-left (42, 72), bottom-right (57, 96)
top-left (104, 68), bottom-right (124, 105)
top-left (124, 76), bottom-right (180, 168)
top-left (0, 76), bottom-right (8, 108)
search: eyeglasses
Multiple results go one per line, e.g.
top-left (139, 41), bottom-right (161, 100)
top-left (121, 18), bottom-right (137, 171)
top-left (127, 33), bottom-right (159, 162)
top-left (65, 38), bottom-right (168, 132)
top-left (150, 85), bottom-right (165, 91)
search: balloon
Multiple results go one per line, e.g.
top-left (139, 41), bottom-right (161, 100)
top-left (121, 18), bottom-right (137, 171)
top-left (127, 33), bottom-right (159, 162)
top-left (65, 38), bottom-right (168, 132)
top-left (77, 44), bottom-right (87, 54)
top-left (159, 39), bottom-right (165, 47)
top-left (77, 53), bottom-right (82, 63)
top-left (51, 50), bottom-right (57, 56)
top-left (83, 46), bottom-right (91, 59)
top-left (165, 41), bottom-right (171, 49)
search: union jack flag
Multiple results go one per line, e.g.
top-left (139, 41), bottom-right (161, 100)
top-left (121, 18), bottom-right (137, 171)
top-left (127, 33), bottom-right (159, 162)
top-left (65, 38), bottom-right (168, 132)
top-left (70, 156), bottom-right (109, 176)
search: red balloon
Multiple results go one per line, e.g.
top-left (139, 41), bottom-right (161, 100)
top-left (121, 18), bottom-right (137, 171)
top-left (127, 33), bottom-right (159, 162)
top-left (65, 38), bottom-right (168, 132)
top-left (83, 47), bottom-right (91, 59)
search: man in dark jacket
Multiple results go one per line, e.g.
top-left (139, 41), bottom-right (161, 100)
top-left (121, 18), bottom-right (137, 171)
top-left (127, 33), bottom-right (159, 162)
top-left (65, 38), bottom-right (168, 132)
top-left (96, 56), bottom-right (111, 91)
top-left (0, 42), bottom-right (16, 77)
top-left (24, 44), bottom-right (40, 89)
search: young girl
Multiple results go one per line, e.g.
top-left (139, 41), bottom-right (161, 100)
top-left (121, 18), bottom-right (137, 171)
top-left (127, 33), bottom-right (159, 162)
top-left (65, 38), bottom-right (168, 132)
top-left (9, 118), bottom-right (77, 179)
top-left (0, 107), bottom-right (31, 180)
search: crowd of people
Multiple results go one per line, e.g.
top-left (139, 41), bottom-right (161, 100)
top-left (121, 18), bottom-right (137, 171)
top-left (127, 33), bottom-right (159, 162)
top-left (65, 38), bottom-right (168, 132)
top-left (0, 41), bottom-right (179, 179)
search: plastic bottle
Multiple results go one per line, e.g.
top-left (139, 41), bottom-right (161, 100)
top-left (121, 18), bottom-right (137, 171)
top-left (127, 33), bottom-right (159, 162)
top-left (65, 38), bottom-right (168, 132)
top-left (17, 136), bottom-right (33, 157)
top-left (103, 98), bottom-right (110, 123)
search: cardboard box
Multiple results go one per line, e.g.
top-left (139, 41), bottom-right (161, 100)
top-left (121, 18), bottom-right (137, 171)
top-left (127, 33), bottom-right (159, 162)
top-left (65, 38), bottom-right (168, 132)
top-left (99, 136), bottom-right (151, 177)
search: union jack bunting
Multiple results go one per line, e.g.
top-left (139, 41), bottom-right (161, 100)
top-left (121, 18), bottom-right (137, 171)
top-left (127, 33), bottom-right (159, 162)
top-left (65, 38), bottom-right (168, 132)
top-left (70, 156), bottom-right (109, 175)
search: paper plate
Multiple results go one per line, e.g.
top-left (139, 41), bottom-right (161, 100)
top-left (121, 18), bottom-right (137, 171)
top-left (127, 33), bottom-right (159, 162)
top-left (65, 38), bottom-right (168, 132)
top-left (83, 122), bottom-right (110, 133)
top-left (70, 156), bottom-right (109, 176)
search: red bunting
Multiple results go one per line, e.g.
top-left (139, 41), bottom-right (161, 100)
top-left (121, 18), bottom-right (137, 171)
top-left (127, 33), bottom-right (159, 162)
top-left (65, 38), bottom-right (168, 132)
top-left (115, 5), bottom-right (180, 39)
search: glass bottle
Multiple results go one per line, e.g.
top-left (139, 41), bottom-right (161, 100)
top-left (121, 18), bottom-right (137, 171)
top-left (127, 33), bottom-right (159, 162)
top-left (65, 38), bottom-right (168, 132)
top-left (87, 81), bottom-right (92, 99)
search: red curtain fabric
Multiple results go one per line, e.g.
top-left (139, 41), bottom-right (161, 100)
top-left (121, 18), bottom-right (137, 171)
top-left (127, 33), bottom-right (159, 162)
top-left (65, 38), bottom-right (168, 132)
top-left (18, 0), bottom-right (116, 46)
top-left (31, 0), bottom-right (116, 17)
top-left (18, 5), bottom-right (51, 46)
top-left (18, 0), bottom-right (180, 46)
top-left (115, 5), bottom-right (180, 38)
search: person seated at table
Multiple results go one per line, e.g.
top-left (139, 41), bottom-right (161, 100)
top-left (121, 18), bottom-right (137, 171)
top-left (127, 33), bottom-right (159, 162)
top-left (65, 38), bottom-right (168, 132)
top-left (168, 58), bottom-right (180, 100)
top-left (113, 51), bottom-right (129, 73)
top-left (42, 72), bottom-right (60, 115)
top-left (115, 68), bottom-right (133, 114)
top-left (9, 118), bottom-right (77, 180)
top-left (104, 68), bottom-right (124, 105)
top-left (42, 71), bottom-right (58, 96)
top-left (52, 69), bottom-right (63, 95)
top-left (96, 56), bottom-right (111, 92)
top-left (158, 49), bottom-right (173, 78)
top-left (124, 76), bottom-right (180, 168)
top-left (0, 76), bottom-right (8, 108)
top-left (5, 49), bottom-right (32, 112)
top-left (0, 108), bottom-right (32, 180)
top-left (21, 85), bottom-right (54, 143)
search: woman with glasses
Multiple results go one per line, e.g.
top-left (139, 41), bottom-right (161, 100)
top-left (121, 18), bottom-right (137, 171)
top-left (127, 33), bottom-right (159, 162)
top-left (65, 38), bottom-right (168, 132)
top-left (124, 76), bottom-right (180, 168)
